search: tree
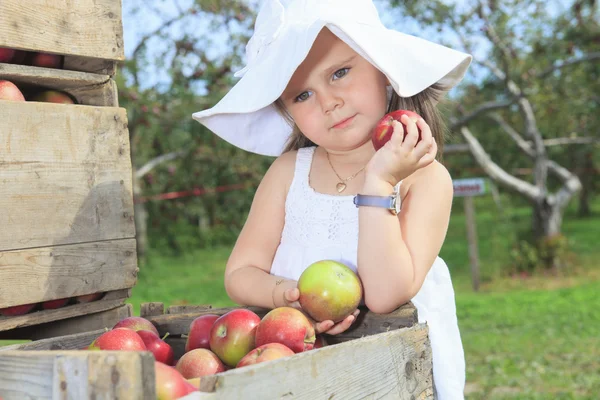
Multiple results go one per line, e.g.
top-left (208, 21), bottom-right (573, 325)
top-left (117, 1), bottom-right (268, 258)
top-left (386, 0), bottom-right (598, 246)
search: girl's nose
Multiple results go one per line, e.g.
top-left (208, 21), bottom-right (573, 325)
top-left (320, 91), bottom-right (343, 114)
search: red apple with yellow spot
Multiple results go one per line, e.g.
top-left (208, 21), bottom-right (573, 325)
top-left (236, 342), bottom-right (295, 368)
top-left (88, 328), bottom-right (146, 351)
top-left (175, 348), bottom-right (226, 379)
top-left (371, 109), bottom-right (422, 151)
top-left (209, 308), bottom-right (260, 367)
top-left (185, 314), bottom-right (219, 352)
top-left (255, 307), bottom-right (315, 353)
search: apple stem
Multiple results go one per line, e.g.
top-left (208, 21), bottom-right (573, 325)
top-left (162, 332), bottom-right (170, 340)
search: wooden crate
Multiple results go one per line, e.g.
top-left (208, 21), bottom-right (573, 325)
top-left (0, 100), bottom-right (136, 336)
top-left (0, 0), bottom-right (125, 75)
top-left (0, 303), bottom-right (434, 399)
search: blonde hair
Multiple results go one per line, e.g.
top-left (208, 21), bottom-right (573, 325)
top-left (274, 82), bottom-right (448, 157)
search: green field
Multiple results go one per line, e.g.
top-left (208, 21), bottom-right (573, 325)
top-left (2, 197), bottom-right (599, 398)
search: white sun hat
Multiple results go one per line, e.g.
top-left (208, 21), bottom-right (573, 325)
top-left (192, 0), bottom-right (472, 157)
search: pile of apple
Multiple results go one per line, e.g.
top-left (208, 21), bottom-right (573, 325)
top-left (0, 292), bottom-right (105, 317)
top-left (0, 47), bottom-right (63, 69)
top-left (84, 260), bottom-right (362, 400)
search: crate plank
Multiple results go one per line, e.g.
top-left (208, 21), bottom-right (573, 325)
top-left (0, 240), bottom-right (137, 309)
top-left (0, 330), bottom-right (106, 352)
top-left (193, 324), bottom-right (433, 400)
top-left (146, 303), bottom-right (417, 341)
top-left (0, 350), bottom-right (155, 399)
top-left (0, 289), bottom-right (131, 333)
top-left (0, 102), bottom-right (135, 252)
top-left (0, 0), bottom-right (124, 63)
top-left (0, 62), bottom-right (118, 106)
top-left (0, 303), bottom-right (132, 341)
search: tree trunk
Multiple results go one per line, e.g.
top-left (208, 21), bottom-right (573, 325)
top-left (533, 199), bottom-right (562, 239)
top-left (133, 178), bottom-right (148, 259)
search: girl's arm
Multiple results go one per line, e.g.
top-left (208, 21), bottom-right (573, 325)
top-left (357, 161), bottom-right (453, 314)
top-left (224, 151), bottom-right (297, 309)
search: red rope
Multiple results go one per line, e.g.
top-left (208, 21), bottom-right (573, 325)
top-left (134, 182), bottom-right (254, 204)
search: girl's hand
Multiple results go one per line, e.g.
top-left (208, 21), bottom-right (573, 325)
top-left (366, 114), bottom-right (437, 187)
top-left (280, 286), bottom-right (360, 336)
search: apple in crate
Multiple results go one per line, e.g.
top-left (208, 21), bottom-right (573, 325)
top-left (113, 316), bottom-right (160, 337)
top-left (298, 260), bottom-right (362, 323)
top-left (29, 52), bottom-right (63, 69)
top-left (0, 303), bottom-right (36, 316)
top-left (236, 343), bottom-right (295, 368)
top-left (41, 298), bottom-right (70, 310)
top-left (74, 292), bottom-right (105, 303)
top-left (175, 348), bottom-right (226, 379)
top-left (371, 110), bottom-right (423, 151)
top-left (185, 314), bottom-right (220, 352)
top-left (209, 308), bottom-right (261, 367)
top-left (0, 80), bottom-right (26, 102)
top-left (89, 328), bottom-right (147, 351)
top-left (137, 330), bottom-right (174, 365)
top-left (0, 48), bottom-right (15, 63)
top-left (155, 361), bottom-right (197, 399)
top-left (29, 90), bottom-right (75, 104)
top-left (313, 334), bottom-right (327, 349)
top-left (255, 307), bottom-right (315, 353)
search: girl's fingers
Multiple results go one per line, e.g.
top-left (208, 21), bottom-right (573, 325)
top-left (414, 118), bottom-right (434, 157)
top-left (314, 320), bottom-right (335, 334)
top-left (400, 115), bottom-right (419, 149)
top-left (284, 288), bottom-right (299, 302)
top-left (324, 314), bottom-right (356, 335)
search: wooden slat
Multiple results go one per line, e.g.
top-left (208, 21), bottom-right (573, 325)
top-left (0, 289), bottom-right (130, 333)
top-left (0, 330), bottom-right (105, 352)
top-left (0, 240), bottom-right (137, 309)
top-left (0, 303), bottom-right (132, 341)
top-left (0, 350), bottom-right (155, 399)
top-left (0, 62), bottom-right (118, 106)
top-left (147, 303), bottom-right (418, 342)
top-left (63, 56), bottom-right (118, 76)
top-left (0, 101), bottom-right (135, 252)
top-left (193, 325), bottom-right (433, 400)
top-left (0, 0), bottom-right (124, 62)
top-left (140, 302), bottom-right (165, 318)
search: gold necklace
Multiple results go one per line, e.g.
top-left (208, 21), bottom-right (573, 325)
top-left (326, 151), bottom-right (366, 193)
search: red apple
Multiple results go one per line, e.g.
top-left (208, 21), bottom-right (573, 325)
top-left (41, 298), bottom-right (70, 310)
top-left (236, 343), bottom-right (295, 368)
top-left (89, 328), bottom-right (147, 351)
top-left (313, 334), bottom-right (327, 349)
top-left (74, 292), bottom-right (105, 303)
top-left (209, 308), bottom-right (261, 367)
top-left (29, 90), bottom-right (75, 104)
top-left (0, 48), bottom-right (15, 63)
top-left (185, 314), bottom-right (219, 352)
top-left (0, 303), bottom-right (36, 316)
top-left (29, 52), bottom-right (63, 69)
top-left (255, 307), bottom-right (316, 353)
top-left (298, 260), bottom-right (362, 323)
top-left (371, 109), bottom-right (423, 151)
top-left (0, 80), bottom-right (26, 102)
top-left (175, 348), bottom-right (226, 379)
top-left (113, 316), bottom-right (160, 337)
top-left (138, 330), bottom-right (174, 365)
top-left (155, 361), bottom-right (196, 400)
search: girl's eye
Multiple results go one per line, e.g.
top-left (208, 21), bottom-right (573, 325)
top-left (333, 67), bottom-right (349, 80)
top-left (295, 91), bottom-right (311, 102)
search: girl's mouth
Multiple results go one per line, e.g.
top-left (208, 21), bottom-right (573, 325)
top-left (332, 115), bottom-right (356, 129)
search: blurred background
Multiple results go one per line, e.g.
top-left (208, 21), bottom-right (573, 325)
top-left (120, 0), bottom-right (599, 398)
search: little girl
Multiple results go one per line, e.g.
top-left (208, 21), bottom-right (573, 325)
top-left (193, 0), bottom-right (472, 398)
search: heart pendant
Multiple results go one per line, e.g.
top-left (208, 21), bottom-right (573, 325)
top-left (336, 182), bottom-right (347, 193)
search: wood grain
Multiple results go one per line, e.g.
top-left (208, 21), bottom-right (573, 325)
top-left (0, 0), bottom-right (124, 62)
top-left (0, 350), bottom-right (155, 399)
top-left (0, 62), bottom-right (118, 106)
top-left (0, 101), bottom-right (135, 252)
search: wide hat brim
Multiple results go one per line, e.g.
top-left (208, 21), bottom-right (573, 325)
top-left (192, 18), bottom-right (472, 157)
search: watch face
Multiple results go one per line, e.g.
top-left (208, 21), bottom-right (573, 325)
top-left (394, 196), bottom-right (401, 214)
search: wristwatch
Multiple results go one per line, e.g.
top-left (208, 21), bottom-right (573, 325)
top-left (353, 183), bottom-right (402, 215)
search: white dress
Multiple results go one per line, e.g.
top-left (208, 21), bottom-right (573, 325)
top-left (270, 146), bottom-right (466, 399)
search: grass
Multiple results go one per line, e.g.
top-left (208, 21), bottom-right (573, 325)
top-left (2, 196), bottom-right (599, 398)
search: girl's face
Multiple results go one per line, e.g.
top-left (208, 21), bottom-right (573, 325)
top-left (280, 28), bottom-right (389, 152)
